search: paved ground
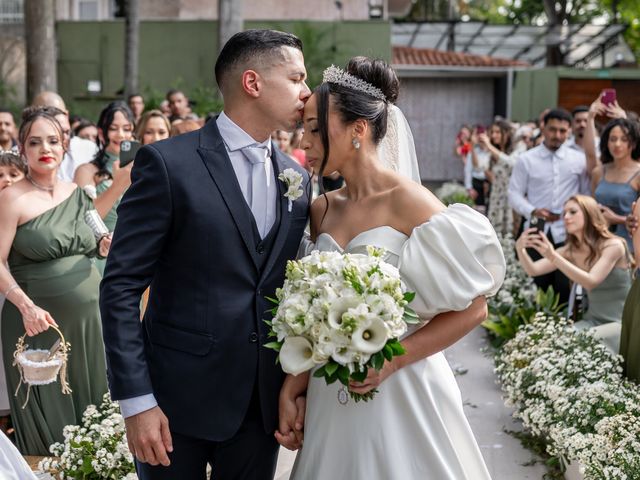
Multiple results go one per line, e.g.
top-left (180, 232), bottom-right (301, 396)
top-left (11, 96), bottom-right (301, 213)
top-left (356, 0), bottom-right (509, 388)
top-left (274, 326), bottom-right (547, 480)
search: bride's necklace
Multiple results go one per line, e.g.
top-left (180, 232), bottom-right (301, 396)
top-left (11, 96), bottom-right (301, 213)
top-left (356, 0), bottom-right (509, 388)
top-left (26, 174), bottom-right (56, 192)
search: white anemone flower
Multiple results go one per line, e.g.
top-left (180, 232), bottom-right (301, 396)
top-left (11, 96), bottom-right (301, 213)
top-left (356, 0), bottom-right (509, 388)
top-left (279, 336), bottom-right (316, 375)
top-left (351, 317), bottom-right (389, 354)
top-left (327, 297), bottom-right (362, 330)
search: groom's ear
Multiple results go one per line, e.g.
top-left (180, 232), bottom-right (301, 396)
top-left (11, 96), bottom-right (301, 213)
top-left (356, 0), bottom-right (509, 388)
top-left (241, 70), bottom-right (262, 98)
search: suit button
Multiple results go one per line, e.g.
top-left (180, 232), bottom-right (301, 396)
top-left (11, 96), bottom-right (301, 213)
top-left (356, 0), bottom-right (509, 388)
top-left (256, 244), bottom-right (265, 254)
top-left (257, 289), bottom-right (262, 296)
top-left (249, 332), bottom-right (259, 343)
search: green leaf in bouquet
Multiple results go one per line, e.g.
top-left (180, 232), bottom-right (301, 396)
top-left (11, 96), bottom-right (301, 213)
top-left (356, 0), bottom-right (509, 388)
top-left (403, 291), bottom-right (416, 303)
top-left (371, 351), bottom-right (384, 371)
top-left (337, 366), bottom-right (350, 386)
top-left (326, 371), bottom-right (340, 384)
top-left (382, 344), bottom-right (393, 361)
top-left (264, 341), bottom-right (283, 352)
top-left (265, 296), bottom-right (279, 305)
top-left (350, 368), bottom-right (368, 382)
top-left (389, 340), bottom-right (406, 356)
top-left (263, 319), bottom-right (273, 327)
top-left (403, 307), bottom-right (420, 324)
top-left (313, 365), bottom-right (327, 378)
top-left (324, 361), bottom-right (339, 377)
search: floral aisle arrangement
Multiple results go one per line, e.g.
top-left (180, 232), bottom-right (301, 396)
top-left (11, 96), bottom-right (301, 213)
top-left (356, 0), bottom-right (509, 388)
top-left (434, 182), bottom-right (475, 206)
top-left (266, 247), bottom-right (418, 402)
top-left (482, 233), bottom-right (548, 344)
top-left (38, 393), bottom-right (137, 479)
top-left (496, 313), bottom-right (640, 479)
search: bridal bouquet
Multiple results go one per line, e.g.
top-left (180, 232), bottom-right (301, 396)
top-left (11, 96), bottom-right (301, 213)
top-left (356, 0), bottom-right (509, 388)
top-left (266, 247), bottom-right (418, 402)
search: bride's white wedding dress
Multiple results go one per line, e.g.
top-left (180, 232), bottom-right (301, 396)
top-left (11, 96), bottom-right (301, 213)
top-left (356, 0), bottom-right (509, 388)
top-left (290, 204), bottom-right (505, 480)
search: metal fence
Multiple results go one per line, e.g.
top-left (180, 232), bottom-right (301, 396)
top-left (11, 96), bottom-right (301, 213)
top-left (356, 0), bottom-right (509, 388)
top-left (0, 0), bottom-right (23, 24)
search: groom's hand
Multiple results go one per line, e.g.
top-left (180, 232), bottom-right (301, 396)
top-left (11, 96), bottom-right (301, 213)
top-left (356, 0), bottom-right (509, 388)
top-left (125, 406), bottom-right (173, 466)
top-left (275, 395), bottom-right (306, 450)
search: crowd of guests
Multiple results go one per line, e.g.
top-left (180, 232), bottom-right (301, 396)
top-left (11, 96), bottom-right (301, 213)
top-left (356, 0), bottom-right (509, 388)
top-left (456, 92), bottom-right (640, 381)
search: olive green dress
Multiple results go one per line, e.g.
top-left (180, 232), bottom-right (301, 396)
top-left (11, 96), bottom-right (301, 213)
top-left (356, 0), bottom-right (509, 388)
top-left (620, 275), bottom-right (640, 382)
top-left (1, 188), bottom-right (108, 455)
top-left (94, 151), bottom-right (120, 275)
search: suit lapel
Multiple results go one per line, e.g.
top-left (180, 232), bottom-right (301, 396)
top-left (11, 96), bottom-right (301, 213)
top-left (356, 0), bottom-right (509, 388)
top-left (261, 148), bottom-right (293, 280)
top-left (197, 120), bottom-right (259, 270)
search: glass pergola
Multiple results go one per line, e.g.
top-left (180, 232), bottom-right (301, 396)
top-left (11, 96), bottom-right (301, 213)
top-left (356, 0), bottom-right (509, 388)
top-left (392, 21), bottom-right (629, 68)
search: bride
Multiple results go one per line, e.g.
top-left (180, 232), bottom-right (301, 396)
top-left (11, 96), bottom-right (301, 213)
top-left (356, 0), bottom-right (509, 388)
top-left (275, 57), bottom-right (505, 479)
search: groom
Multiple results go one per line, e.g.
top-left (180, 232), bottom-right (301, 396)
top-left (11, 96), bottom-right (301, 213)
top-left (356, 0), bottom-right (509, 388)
top-left (100, 29), bottom-right (311, 479)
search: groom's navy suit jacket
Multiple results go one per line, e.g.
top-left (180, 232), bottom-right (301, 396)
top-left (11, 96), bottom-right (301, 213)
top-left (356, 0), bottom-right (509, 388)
top-left (100, 118), bottom-right (310, 441)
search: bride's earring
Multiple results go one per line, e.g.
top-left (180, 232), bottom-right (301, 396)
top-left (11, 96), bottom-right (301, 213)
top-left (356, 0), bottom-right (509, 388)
top-left (352, 138), bottom-right (361, 150)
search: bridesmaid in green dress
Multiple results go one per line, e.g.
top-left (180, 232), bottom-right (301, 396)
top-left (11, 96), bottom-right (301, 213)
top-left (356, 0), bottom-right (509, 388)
top-left (74, 101), bottom-right (134, 275)
top-left (0, 109), bottom-right (111, 455)
top-left (621, 201), bottom-right (640, 381)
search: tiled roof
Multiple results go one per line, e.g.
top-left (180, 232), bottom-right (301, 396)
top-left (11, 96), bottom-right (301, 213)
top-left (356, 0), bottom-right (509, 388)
top-left (392, 45), bottom-right (530, 68)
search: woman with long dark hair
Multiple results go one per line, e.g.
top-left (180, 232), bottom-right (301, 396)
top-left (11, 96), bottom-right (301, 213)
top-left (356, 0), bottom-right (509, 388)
top-left (74, 101), bottom-right (134, 274)
top-left (586, 96), bottom-right (640, 252)
top-left (278, 58), bottom-right (505, 479)
top-left (481, 119), bottom-right (515, 235)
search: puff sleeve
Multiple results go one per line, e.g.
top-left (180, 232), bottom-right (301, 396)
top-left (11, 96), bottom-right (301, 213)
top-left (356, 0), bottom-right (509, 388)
top-left (398, 204), bottom-right (505, 320)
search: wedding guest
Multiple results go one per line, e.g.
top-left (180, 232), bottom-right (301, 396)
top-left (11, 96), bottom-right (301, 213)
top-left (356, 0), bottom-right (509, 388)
top-left (74, 101), bottom-right (134, 274)
top-left (290, 127), bottom-right (308, 170)
top-left (513, 125), bottom-right (533, 154)
top-left (169, 119), bottom-right (201, 137)
top-left (128, 93), bottom-right (145, 124)
top-left (620, 200), bottom-right (640, 382)
top-left (464, 126), bottom-right (491, 210)
top-left (135, 110), bottom-right (170, 145)
top-left (481, 120), bottom-right (514, 236)
top-left (0, 152), bottom-right (26, 190)
top-left (454, 125), bottom-right (472, 165)
top-left (586, 96), bottom-right (640, 252)
top-left (73, 119), bottom-right (98, 144)
top-left (0, 109), bottom-right (16, 152)
top-left (31, 93), bottom-right (98, 182)
top-left (568, 105), bottom-right (591, 152)
top-left (516, 195), bottom-right (632, 348)
top-left (0, 109), bottom-right (109, 454)
top-left (166, 89), bottom-right (196, 123)
top-left (509, 108), bottom-right (590, 303)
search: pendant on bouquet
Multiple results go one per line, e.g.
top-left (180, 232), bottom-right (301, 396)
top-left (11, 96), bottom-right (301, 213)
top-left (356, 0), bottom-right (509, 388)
top-left (337, 386), bottom-right (349, 405)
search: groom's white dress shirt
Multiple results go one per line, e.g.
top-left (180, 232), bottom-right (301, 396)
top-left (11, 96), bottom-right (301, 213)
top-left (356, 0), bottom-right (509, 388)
top-left (118, 111), bottom-right (278, 418)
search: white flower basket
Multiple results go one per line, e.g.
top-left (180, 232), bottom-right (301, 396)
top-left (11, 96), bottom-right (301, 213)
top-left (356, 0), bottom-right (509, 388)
top-left (13, 325), bottom-right (72, 408)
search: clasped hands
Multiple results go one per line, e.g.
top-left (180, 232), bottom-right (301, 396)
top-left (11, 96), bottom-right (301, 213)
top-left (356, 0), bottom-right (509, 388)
top-left (275, 361), bottom-right (397, 451)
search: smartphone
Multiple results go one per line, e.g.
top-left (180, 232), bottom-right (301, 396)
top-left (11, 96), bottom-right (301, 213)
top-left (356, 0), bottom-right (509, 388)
top-left (119, 140), bottom-right (142, 167)
top-left (530, 216), bottom-right (546, 232)
top-left (476, 125), bottom-right (486, 134)
top-left (601, 88), bottom-right (617, 107)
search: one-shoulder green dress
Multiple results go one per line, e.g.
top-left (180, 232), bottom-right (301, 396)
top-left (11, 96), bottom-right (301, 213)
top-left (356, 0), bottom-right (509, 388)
top-left (1, 188), bottom-right (108, 455)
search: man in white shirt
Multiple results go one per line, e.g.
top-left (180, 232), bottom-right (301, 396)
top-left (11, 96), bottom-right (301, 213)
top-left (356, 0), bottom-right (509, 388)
top-left (508, 108), bottom-right (590, 302)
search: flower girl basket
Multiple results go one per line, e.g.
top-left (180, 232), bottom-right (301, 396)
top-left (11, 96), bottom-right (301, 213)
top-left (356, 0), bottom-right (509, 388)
top-left (13, 325), bottom-right (71, 408)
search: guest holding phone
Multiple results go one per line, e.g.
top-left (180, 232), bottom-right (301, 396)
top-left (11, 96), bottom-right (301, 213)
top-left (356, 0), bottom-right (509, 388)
top-left (464, 125), bottom-right (491, 211)
top-left (585, 92), bottom-right (640, 253)
top-left (516, 195), bottom-right (632, 343)
top-left (74, 101), bottom-right (135, 274)
top-left (509, 109), bottom-right (591, 303)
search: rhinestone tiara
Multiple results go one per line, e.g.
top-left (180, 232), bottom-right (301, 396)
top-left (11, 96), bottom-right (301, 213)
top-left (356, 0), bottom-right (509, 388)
top-left (322, 65), bottom-right (386, 101)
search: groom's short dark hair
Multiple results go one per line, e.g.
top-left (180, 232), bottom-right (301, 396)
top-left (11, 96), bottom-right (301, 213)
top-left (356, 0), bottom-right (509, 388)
top-left (215, 29), bottom-right (303, 93)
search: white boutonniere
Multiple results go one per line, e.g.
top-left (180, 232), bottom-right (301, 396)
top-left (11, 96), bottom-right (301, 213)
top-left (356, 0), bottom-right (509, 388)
top-left (278, 168), bottom-right (304, 212)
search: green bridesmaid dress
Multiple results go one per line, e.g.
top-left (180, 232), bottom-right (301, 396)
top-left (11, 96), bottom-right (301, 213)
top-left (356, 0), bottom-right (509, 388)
top-left (1, 188), bottom-right (108, 455)
top-left (620, 275), bottom-right (640, 382)
top-left (94, 151), bottom-right (121, 275)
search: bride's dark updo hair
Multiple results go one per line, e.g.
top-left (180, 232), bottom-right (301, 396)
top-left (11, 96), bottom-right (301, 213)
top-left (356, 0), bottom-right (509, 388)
top-left (314, 57), bottom-right (399, 220)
